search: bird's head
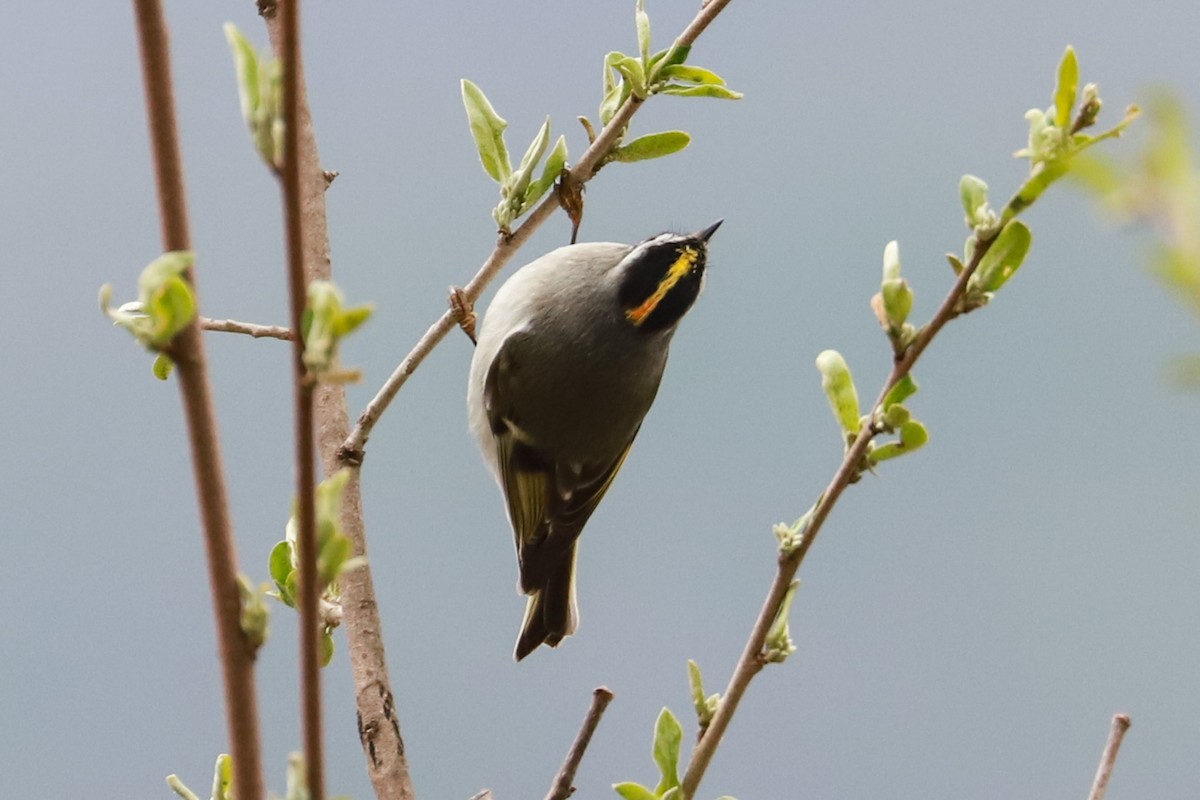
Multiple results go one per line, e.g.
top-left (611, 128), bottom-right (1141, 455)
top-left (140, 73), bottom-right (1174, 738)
top-left (616, 219), bottom-right (722, 332)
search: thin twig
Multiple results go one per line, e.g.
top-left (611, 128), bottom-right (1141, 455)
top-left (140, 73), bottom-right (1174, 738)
top-left (132, 2), bottom-right (265, 799)
top-left (340, 0), bottom-right (735, 459)
top-left (201, 317), bottom-right (293, 340)
top-left (544, 688), bottom-right (617, 800)
top-left (256, 4), bottom-right (415, 797)
top-left (1087, 714), bottom-right (1132, 800)
top-left (679, 225), bottom-right (1001, 799)
top-left (277, 1), bottom-right (325, 798)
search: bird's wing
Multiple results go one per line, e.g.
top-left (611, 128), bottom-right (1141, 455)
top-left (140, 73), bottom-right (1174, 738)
top-left (484, 330), bottom-right (639, 593)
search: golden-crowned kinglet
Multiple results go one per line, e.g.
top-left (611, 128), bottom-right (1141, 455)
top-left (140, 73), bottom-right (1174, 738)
top-left (468, 220), bottom-right (722, 660)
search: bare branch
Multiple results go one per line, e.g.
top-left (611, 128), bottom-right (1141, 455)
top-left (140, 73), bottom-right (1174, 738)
top-left (201, 317), bottom-right (293, 340)
top-left (1088, 714), bottom-right (1132, 800)
top-left (132, 2), bottom-right (264, 798)
top-left (544, 687), bottom-right (616, 800)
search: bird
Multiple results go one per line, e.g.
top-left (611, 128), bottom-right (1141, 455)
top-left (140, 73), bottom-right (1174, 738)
top-left (467, 220), bottom-right (722, 660)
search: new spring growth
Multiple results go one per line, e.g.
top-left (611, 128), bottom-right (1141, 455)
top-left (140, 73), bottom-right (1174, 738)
top-left (460, 79), bottom-right (569, 233)
top-left (269, 469), bottom-right (365, 666)
top-left (960, 175), bottom-right (995, 232)
top-left (688, 660), bottom-right (720, 729)
top-left (237, 574), bottom-right (270, 652)
top-left (816, 350), bottom-right (862, 441)
top-left (613, 707), bottom-right (686, 800)
top-left (166, 753), bottom-right (232, 800)
top-left (224, 23), bottom-right (283, 171)
top-left (870, 241), bottom-right (916, 352)
top-left (764, 580), bottom-right (800, 663)
top-left (100, 251), bottom-right (197, 379)
top-left (301, 280), bottom-right (372, 382)
top-left (773, 505), bottom-right (814, 556)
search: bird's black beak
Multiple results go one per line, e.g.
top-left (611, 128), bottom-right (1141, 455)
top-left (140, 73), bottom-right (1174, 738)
top-left (696, 219), bottom-right (723, 243)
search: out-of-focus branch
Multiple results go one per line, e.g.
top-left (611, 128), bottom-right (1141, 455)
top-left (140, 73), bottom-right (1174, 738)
top-left (256, 2), bottom-right (416, 798)
top-left (202, 317), bottom-right (293, 340)
top-left (544, 687), bottom-right (616, 800)
top-left (275, 1), bottom-right (325, 798)
top-left (132, 2), bottom-right (265, 798)
top-left (1087, 714), bottom-right (1132, 800)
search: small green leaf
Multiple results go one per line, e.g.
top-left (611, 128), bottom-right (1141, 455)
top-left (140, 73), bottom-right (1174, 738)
top-left (880, 278), bottom-right (913, 328)
top-left (652, 707), bottom-right (683, 795)
top-left (959, 174), bottom-right (990, 229)
top-left (526, 135), bottom-right (567, 209)
top-left (1054, 46), bottom-right (1079, 130)
top-left (319, 631), bottom-right (335, 668)
top-left (657, 64), bottom-right (727, 86)
top-left (881, 240), bottom-right (901, 281)
top-left (223, 23), bottom-right (260, 130)
top-left (508, 116), bottom-right (552, 201)
top-left (635, 0), bottom-right (651, 66)
top-left (269, 540), bottom-right (294, 589)
top-left (946, 253), bottom-right (965, 275)
top-left (883, 374), bottom-right (919, 409)
top-left (612, 131), bottom-right (691, 163)
top-left (659, 41), bottom-right (691, 69)
top-left (613, 782), bottom-right (657, 800)
top-left (659, 83), bottom-right (743, 100)
top-left (659, 789), bottom-right (680, 800)
top-left (152, 353), bottom-right (174, 380)
top-left (972, 220), bottom-right (1032, 293)
top-left (460, 79), bottom-right (511, 183)
top-left (212, 754), bottom-right (233, 800)
top-left (165, 775), bottom-right (201, 800)
top-left (872, 420), bottom-right (930, 462)
top-left (815, 350), bottom-right (861, 436)
top-left (609, 53), bottom-right (648, 98)
top-left (764, 580), bottom-right (799, 663)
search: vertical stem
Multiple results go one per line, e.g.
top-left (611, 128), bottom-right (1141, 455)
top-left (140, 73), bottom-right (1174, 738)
top-left (1087, 714), bottom-right (1132, 800)
top-left (278, 0), bottom-right (324, 797)
top-left (131, 2), bottom-right (264, 798)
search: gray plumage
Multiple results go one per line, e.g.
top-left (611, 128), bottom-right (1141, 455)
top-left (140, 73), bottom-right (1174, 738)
top-left (468, 224), bottom-right (719, 660)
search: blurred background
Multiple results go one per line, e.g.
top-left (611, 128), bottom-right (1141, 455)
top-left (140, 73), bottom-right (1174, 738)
top-left (4, 1), bottom-right (1199, 798)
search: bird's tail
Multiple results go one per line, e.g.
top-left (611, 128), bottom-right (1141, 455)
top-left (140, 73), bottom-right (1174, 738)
top-left (514, 542), bottom-right (579, 661)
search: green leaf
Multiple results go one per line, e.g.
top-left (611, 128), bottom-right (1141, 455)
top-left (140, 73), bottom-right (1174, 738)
top-left (319, 631), bottom-right (335, 668)
top-left (269, 540), bottom-right (294, 590)
top-left (815, 350), bottom-right (861, 436)
top-left (212, 754), bottom-right (233, 800)
top-left (652, 707), bottom-right (683, 795)
top-left (608, 52), bottom-right (648, 98)
top-left (973, 220), bottom-right (1032, 293)
top-left (332, 304), bottom-right (373, 337)
top-left (612, 131), bottom-right (691, 163)
top-left (223, 23), bottom-right (260, 130)
top-left (658, 83), bottom-right (743, 100)
top-left (659, 41), bottom-right (691, 70)
top-left (946, 253), bottom-right (965, 275)
top-left (657, 64), bottom-right (727, 86)
top-left (635, 0), bottom-right (651, 66)
top-left (872, 420), bottom-right (930, 462)
top-left (660, 789), bottom-right (680, 800)
top-left (460, 79), bottom-right (511, 183)
top-left (509, 116), bottom-right (552, 201)
top-left (613, 783), bottom-right (657, 800)
top-left (523, 134), bottom-right (567, 212)
top-left (883, 375), bottom-right (919, 410)
top-left (1054, 46), bottom-right (1079, 130)
top-left (152, 353), bottom-right (174, 380)
top-left (959, 174), bottom-right (990, 229)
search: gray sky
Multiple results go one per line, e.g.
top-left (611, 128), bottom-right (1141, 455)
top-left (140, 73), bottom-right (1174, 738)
top-left (4, 1), bottom-right (1199, 798)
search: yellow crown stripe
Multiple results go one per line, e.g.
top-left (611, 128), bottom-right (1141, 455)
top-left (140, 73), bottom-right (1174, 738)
top-left (625, 247), bottom-right (698, 325)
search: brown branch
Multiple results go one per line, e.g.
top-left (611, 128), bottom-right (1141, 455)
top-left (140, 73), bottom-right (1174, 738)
top-left (276, 1), bottom-right (325, 798)
top-left (679, 225), bottom-right (1000, 799)
top-left (1087, 714), bottom-right (1132, 800)
top-left (256, 3), bottom-right (416, 798)
top-left (544, 687), bottom-right (616, 800)
top-left (341, 0), bottom-right (736, 458)
top-left (201, 317), bottom-right (293, 340)
top-left (131, 2), bottom-right (265, 799)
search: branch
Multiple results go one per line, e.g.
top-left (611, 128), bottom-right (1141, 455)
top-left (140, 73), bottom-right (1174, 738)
top-left (340, 0), bottom-right (735, 459)
top-left (1087, 714), bottom-right (1132, 800)
top-left (256, 3), bottom-right (416, 797)
top-left (132, 2), bottom-right (265, 798)
top-left (544, 687), bottom-right (616, 800)
top-left (276, 1), bottom-right (325, 798)
top-left (201, 317), bottom-right (293, 340)
top-left (679, 221), bottom-right (1002, 800)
